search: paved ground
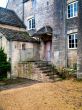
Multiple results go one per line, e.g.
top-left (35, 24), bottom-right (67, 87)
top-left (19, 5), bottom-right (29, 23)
top-left (0, 78), bottom-right (41, 91)
top-left (0, 79), bottom-right (82, 110)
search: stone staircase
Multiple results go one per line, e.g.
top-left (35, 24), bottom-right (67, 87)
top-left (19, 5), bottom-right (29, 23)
top-left (34, 61), bottom-right (62, 82)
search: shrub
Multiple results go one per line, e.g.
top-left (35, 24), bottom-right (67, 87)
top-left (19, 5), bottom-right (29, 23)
top-left (52, 65), bottom-right (59, 74)
top-left (57, 67), bottom-right (76, 79)
top-left (73, 63), bottom-right (77, 70)
top-left (58, 68), bottom-right (69, 79)
top-left (0, 48), bottom-right (11, 80)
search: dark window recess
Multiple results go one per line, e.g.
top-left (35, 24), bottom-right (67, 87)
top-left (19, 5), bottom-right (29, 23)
top-left (47, 1), bottom-right (49, 5)
top-left (32, 18), bottom-right (35, 28)
top-left (28, 17), bottom-right (35, 30)
top-left (22, 44), bottom-right (26, 50)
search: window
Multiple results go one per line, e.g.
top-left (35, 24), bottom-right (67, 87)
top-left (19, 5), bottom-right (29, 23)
top-left (68, 33), bottom-right (77, 49)
top-left (28, 17), bottom-right (35, 30)
top-left (22, 44), bottom-right (26, 50)
top-left (67, 1), bottom-right (78, 18)
top-left (47, 1), bottom-right (49, 5)
top-left (32, 0), bottom-right (36, 8)
top-left (15, 42), bottom-right (20, 49)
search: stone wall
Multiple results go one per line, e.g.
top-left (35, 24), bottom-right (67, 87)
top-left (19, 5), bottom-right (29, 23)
top-left (7, 0), bottom-right (66, 67)
top-left (24, 0), bottom-right (55, 30)
top-left (77, 0), bottom-right (82, 79)
top-left (7, 0), bottom-right (79, 68)
top-left (17, 62), bottom-right (51, 82)
top-left (7, 0), bottom-right (23, 21)
top-left (66, 0), bottom-right (78, 67)
top-left (10, 41), bottom-right (40, 77)
top-left (51, 0), bottom-right (66, 67)
top-left (0, 33), bottom-right (40, 77)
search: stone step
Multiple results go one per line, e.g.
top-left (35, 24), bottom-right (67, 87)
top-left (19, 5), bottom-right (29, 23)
top-left (54, 74), bottom-right (60, 78)
top-left (35, 61), bottom-right (51, 66)
top-left (54, 78), bottom-right (62, 82)
top-left (46, 74), bottom-right (59, 78)
top-left (42, 70), bottom-right (52, 73)
top-left (37, 64), bottom-right (52, 68)
top-left (34, 61), bottom-right (62, 82)
top-left (46, 73), bottom-right (54, 76)
top-left (40, 66), bottom-right (52, 70)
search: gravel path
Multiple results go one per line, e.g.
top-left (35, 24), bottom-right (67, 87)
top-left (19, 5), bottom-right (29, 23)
top-left (0, 79), bottom-right (82, 110)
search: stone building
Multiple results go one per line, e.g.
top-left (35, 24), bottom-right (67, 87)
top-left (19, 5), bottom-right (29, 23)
top-left (77, 0), bottom-right (82, 79)
top-left (7, 0), bottom-right (24, 21)
top-left (0, 7), bottom-right (39, 77)
top-left (7, 0), bottom-right (66, 67)
top-left (66, 0), bottom-right (78, 68)
top-left (7, 0), bottom-right (80, 77)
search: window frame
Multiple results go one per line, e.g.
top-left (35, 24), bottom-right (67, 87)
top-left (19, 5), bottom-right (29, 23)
top-left (67, 1), bottom-right (78, 19)
top-left (68, 33), bottom-right (77, 49)
top-left (28, 17), bottom-right (35, 30)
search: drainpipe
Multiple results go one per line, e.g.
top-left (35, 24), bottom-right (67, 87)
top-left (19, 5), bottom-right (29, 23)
top-left (9, 39), bottom-right (13, 79)
top-left (62, 0), bottom-right (68, 67)
top-left (62, 0), bottom-right (67, 67)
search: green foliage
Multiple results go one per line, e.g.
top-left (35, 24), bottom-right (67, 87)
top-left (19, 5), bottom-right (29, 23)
top-left (53, 66), bottom-right (76, 79)
top-left (73, 63), bottom-right (77, 70)
top-left (0, 48), bottom-right (11, 80)
top-left (52, 65), bottom-right (59, 74)
top-left (58, 68), bottom-right (70, 79)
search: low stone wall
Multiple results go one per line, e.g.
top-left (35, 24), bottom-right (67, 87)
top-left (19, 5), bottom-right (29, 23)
top-left (17, 62), bottom-right (51, 82)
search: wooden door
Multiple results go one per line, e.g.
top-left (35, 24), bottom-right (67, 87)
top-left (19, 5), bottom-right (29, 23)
top-left (44, 42), bottom-right (51, 61)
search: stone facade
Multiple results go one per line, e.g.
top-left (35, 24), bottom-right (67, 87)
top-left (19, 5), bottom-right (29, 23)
top-left (77, 0), bottom-right (82, 79)
top-left (0, 26), bottom-right (39, 77)
top-left (17, 62), bottom-right (52, 82)
top-left (66, 0), bottom-right (78, 67)
top-left (7, 0), bottom-right (23, 21)
top-left (7, 0), bottom-right (66, 67)
top-left (0, 7), bottom-right (40, 78)
top-left (7, 0), bottom-right (79, 72)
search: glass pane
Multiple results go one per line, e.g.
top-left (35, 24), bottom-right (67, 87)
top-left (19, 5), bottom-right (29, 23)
top-left (74, 2), bottom-right (78, 16)
top-left (69, 43), bottom-right (71, 48)
top-left (70, 12), bottom-right (73, 17)
top-left (68, 5), bottom-right (71, 17)
top-left (68, 5), bottom-right (70, 10)
top-left (70, 4), bottom-right (73, 17)
top-left (72, 43), bottom-right (74, 48)
top-left (29, 20), bottom-right (31, 29)
top-left (69, 35), bottom-right (71, 39)
top-left (71, 35), bottom-right (74, 40)
top-left (76, 43), bottom-right (77, 47)
top-left (70, 4), bottom-right (73, 10)
top-left (75, 39), bottom-right (77, 47)
top-left (68, 13), bottom-right (70, 18)
top-left (75, 34), bottom-right (78, 39)
top-left (75, 34), bottom-right (77, 47)
top-left (32, 18), bottom-right (35, 28)
top-left (69, 40), bottom-right (72, 43)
